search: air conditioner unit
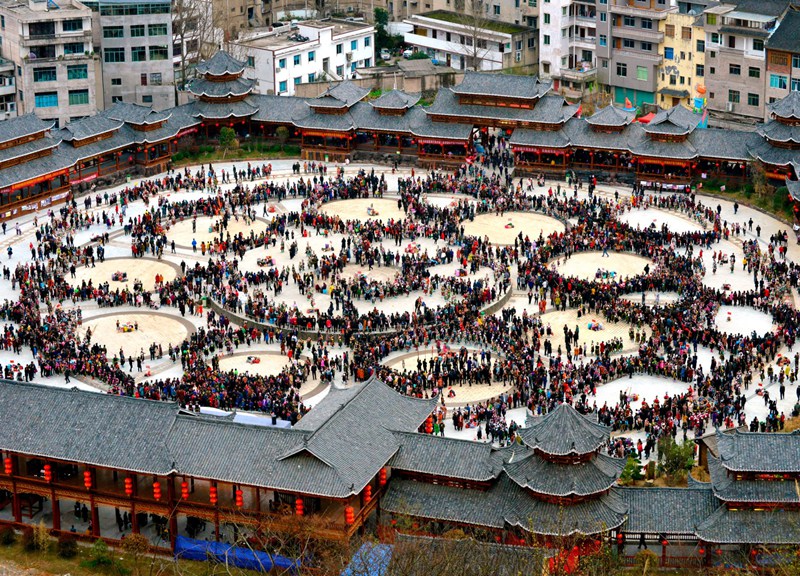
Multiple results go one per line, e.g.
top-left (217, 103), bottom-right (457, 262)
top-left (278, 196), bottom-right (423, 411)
top-left (346, 52), bottom-right (353, 61)
top-left (726, 101), bottom-right (734, 112)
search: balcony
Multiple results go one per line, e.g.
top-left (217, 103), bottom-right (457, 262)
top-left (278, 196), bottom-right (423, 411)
top-left (608, 2), bottom-right (673, 19)
top-left (571, 36), bottom-right (596, 50)
top-left (559, 66), bottom-right (597, 82)
top-left (613, 26), bottom-right (664, 42)
top-left (615, 48), bottom-right (663, 63)
top-left (0, 82), bottom-right (15, 97)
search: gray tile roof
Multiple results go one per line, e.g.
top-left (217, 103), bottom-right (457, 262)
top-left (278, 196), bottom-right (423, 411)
top-left (508, 128), bottom-right (570, 149)
top-left (504, 450), bottom-right (624, 497)
top-left (192, 99), bottom-right (258, 119)
top-left (619, 487), bottom-right (717, 534)
top-left (0, 114), bottom-right (54, 146)
top-left (62, 115), bottom-right (123, 142)
top-left (249, 94), bottom-right (307, 124)
top-left (196, 50), bottom-right (246, 77)
top-left (313, 81), bottom-right (370, 108)
top-left (0, 381), bottom-right (177, 475)
top-left (518, 403), bottom-right (610, 456)
top-left (690, 128), bottom-right (759, 161)
top-left (708, 455), bottom-right (800, 503)
top-left (586, 105), bottom-right (635, 127)
top-left (371, 90), bottom-right (420, 110)
top-left (452, 71), bottom-right (552, 100)
top-left (787, 176), bottom-right (800, 201)
top-left (427, 89), bottom-right (574, 125)
top-left (291, 106), bottom-right (355, 131)
top-left (349, 102), bottom-right (413, 133)
top-left (748, 138), bottom-right (800, 166)
top-left (757, 119), bottom-right (800, 143)
top-left (716, 429), bottom-right (800, 473)
top-left (189, 77), bottom-right (254, 99)
top-left (389, 431), bottom-right (503, 481)
top-left (644, 105), bottom-right (702, 136)
top-left (565, 118), bottom-right (632, 151)
top-left (630, 125), bottom-right (698, 159)
top-left (767, 10), bottom-right (800, 56)
top-left (410, 110), bottom-right (473, 140)
top-left (0, 134), bottom-right (60, 165)
top-left (695, 506), bottom-right (800, 544)
top-left (727, 0), bottom-right (791, 17)
top-left (105, 102), bottom-right (172, 125)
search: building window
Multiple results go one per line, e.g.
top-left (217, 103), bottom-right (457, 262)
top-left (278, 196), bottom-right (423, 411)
top-left (709, 66), bottom-right (715, 74)
top-left (623, 15), bottom-right (634, 26)
top-left (112, 96), bottom-right (122, 103)
top-left (67, 65), bottom-right (87, 80)
top-left (364, 36), bottom-right (371, 47)
top-left (33, 67), bottom-right (57, 82)
top-left (543, 13), bottom-right (550, 23)
top-left (111, 78), bottom-right (122, 86)
top-left (748, 66), bottom-right (760, 78)
top-left (131, 47), bottom-right (146, 62)
top-left (1, 16), bottom-right (4, 29)
top-left (150, 72), bottom-right (162, 85)
top-left (350, 40), bottom-right (357, 51)
top-left (599, 34), bottom-right (607, 47)
top-left (62, 19), bottom-right (83, 32)
top-left (771, 53), bottom-right (788, 66)
top-left (623, 38), bottom-right (634, 48)
top-left (637, 65), bottom-right (647, 81)
top-left (278, 58), bottom-right (286, 69)
top-left (616, 62), bottom-right (627, 77)
top-left (601, 59), bottom-right (608, 67)
top-left (68, 89), bottom-right (89, 105)
top-left (696, 39), bottom-right (704, 53)
top-left (641, 19), bottom-right (652, 29)
top-left (664, 47), bottom-right (673, 59)
top-left (696, 64), bottom-right (704, 77)
top-left (770, 74), bottom-right (788, 89)
top-left (104, 48), bottom-right (125, 63)
top-left (728, 90), bottom-right (740, 104)
top-left (335, 65), bottom-right (343, 77)
top-left (365, 58), bottom-right (371, 67)
top-left (308, 51), bottom-right (315, 62)
top-left (130, 24), bottom-right (144, 37)
top-left (543, 35), bottom-right (550, 45)
top-left (528, 36), bottom-right (535, 48)
top-left (791, 78), bottom-right (800, 91)
top-left (664, 24), bottom-right (674, 37)
top-left (308, 73), bottom-right (315, 82)
top-left (753, 39), bottom-right (764, 51)
top-left (706, 14), bottom-right (716, 24)
top-left (139, 95), bottom-right (151, 104)
top-left (140, 73), bottom-right (148, 86)
top-left (336, 43), bottom-right (342, 54)
top-left (710, 33), bottom-right (721, 45)
top-left (34, 92), bottom-right (58, 108)
top-left (641, 42), bottom-right (652, 51)
top-left (679, 27), bottom-right (691, 40)
top-left (729, 64), bottom-right (740, 75)
top-left (727, 35), bottom-right (735, 49)
top-left (63, 42), bottom-right (84, 54)
top-left (747, 93), bottom-right (759, 106)
top-left (148, 24), bottom-right (168, 36)
top-left (600, 12), bottom-right (606, 22)
top-left (669, 74), bottom-right (676, 85)
top-left (103, 26), bottom-right (123, 38)
top-left (792, 54), bottom-right (800, 69)
top-left (279, 80), bottom-right (287, 93)
top-left (293, 54), bottom-right (300, 65)
top-left (149, 46), bottom-right (169, 60)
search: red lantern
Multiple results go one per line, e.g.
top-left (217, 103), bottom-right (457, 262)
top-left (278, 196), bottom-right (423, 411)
top-left (616, 533), bottom-right (624, 544)
top-left (181, 481), bottom-right (189, 500)
top-left (364, 484), bottom-right (372, 503)
top-left (344, 505), bottom-right (355, 525)
top-left (209, 486), bottom-right (218, 505)
top-left (425, 415), bottom-right (433, 434)
top-left (716, 548), bottom-right (723, 556)
top-left (43, 464), bottom-right (52, 483)
top-left (3, 457), bottom-right (12, 475)
top-left (152, 481), bottom-right (161, 501)
top-left (83, 470), bottom-right (92, 489)
top-left (699, 547), bottom-right (706, 556)
top-left (124, 477), bottom-right (134, 496)
top-left (378, 468), bottom-right (387, 486)
top-left (661, 538), bottom-right (668, 547)
top-left (235, 489), bottom-right (244, 507)
top-left (295, 497), bottom-right (304, 516)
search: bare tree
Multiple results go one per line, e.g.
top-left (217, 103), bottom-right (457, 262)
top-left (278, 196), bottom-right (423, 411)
top-left (454, 0), bottom-right (493, 71)
top-left (173, 0), bottom-right (225, 91)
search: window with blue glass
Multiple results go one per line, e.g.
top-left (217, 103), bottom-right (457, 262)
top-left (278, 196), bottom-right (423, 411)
top-left (279, 80), bottom-right (287, 93)
top-left (35, 91), bottom-right (58, 108)
top-left (350, 39), bottom-right (357, 50)
top-left (664, 47), bottom-right (674, 59)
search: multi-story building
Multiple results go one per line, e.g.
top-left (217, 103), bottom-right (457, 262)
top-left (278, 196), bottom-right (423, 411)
top-left (234, 19), bottom-right (374, 95)
top-left (0, 0), bottom-right (97, 127)
top-left (172, 0), bottom-right (224, 90)
top-left (540, 0), bottom-right (598, 98)
top-left (403, 10), bottom-right (537, 72)
top-left (764, 7), bottom-right (800, 116)
top-left (703, 0), bottom-right (791, 123)
top-left (656, 10), bottom-right (704, 109)
top-left (388, 0), bottom-right (538, 29)
top-left (596, 0), bottom-right (676, 107)
top-left (96, 0), bottom-right (174, 110)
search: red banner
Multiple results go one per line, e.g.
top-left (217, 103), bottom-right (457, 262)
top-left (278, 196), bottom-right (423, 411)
top-left (10, 169), bottom-right (69, 192)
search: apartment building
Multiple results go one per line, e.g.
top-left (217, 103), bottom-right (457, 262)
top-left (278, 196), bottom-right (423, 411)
top-left (764, 7), bottom-right (800, 115)
top-left (388, 0), bottom-right (538, 30)
top-left (96, 0), bottom-right (174, 110)
top-left (596, 0), bottom-right (676, 106)
top-left (403, 10), bottom-right (537, 72)
top-left (540, 0), bottom-right (597, 98)
top-left (703, 0), bottom-right (791, 123)
top-left (234, 19), bottom-right (374, 95)
top-left (0, 0), bottom-right (97, 127)
top-left (173, 0), bottom-right (224, 90)
top-left (656, 10), bottom-right (704, 109)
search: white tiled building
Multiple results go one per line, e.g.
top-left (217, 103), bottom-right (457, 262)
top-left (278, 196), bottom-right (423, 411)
top-left (234, 19), bottom-right (375, 96)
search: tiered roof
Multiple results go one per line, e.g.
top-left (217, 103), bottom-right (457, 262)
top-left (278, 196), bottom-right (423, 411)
top-left (504, 451), bottom-right (624, 497)
top-left (189, 51), bottom-right (254, 106)
top-left (517, 403), bottom-right (610, 456)
top-left (451, 71), bottom-right (551, 100)
top-left (370, 90), bottom-right (420, 111)
top-left (767, 88), bottom-right (800, 122)
top-left (715, 429), bottom-right (800, 473)
top-left (586, 105), bottom-right (636, 129)
top-left (643, 105), bottom-right (702, 136)
top-left (195, 51), bottom-right (247, 77)
top-left (310, 81), bottom-right (370, 110)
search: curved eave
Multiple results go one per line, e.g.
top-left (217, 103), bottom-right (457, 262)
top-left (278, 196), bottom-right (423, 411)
top-left (193, 111), bottom-right (254, 120)
top-left (191, 89), bottom-right (253, 98)
top-left (1, 141), bottom-right (61, 164)
top-left (508, 515), bottom-right (626, 537)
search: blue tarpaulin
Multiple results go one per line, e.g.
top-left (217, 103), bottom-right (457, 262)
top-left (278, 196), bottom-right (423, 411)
top-left (175, 536), bottom-right (301, 573)
top-left (340, 542), bottom-right (393, 576)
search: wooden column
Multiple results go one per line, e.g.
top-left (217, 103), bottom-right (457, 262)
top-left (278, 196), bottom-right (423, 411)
top-left (167, 477), bottom-right (177, 549)
top-left (51, 495), bottom-right (60, 531)
top-left (90, 496), bottom-right (99, 537)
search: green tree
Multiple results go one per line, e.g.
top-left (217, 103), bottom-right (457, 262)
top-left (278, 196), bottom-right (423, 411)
top-left (374, 7), bottom-right (389, 28)
top-left (657, 435), bottom-right (695, 484)
top-left (276, 126), bottom-right (290, 151)
top-left (618, 456), bottom-right (644, 486)
top-left (122, 533), bottom-right (151, 576)
top-left (218, 127), bottom-right (238, 157)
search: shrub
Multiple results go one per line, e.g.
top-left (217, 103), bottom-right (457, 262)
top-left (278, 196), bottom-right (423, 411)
top-left (33, 520), bottom-right (50, 552)
top-left (0, 526), bottom-right (15, 546)
top-left (20, 526), bottom-right (35, 551)
top-left (82, 539), bottom-right (113, 568)
top-left (57, 534), bottom-right (78, 558)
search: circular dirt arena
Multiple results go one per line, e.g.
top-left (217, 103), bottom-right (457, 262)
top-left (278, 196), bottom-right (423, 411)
top-left (320, 198), bottom-right (405, 222)
top-left (71, 258), bottom-right (179, 292)
top-left (78, 312), bottom-right (193, 353)
top-left (714, 306), bottom-right (775, 337)
top-left (555, 252), bottom-right (653, 281)
top-left (167, 215), bottom-right (272, 247)
top-left (217, 352), bottom-right (291, 377)
top-left (462, 212), bottom-right (565, 245)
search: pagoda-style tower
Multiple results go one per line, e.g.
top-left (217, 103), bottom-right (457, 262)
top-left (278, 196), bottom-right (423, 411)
top-left (189, 51), bottom-right (256, 131)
